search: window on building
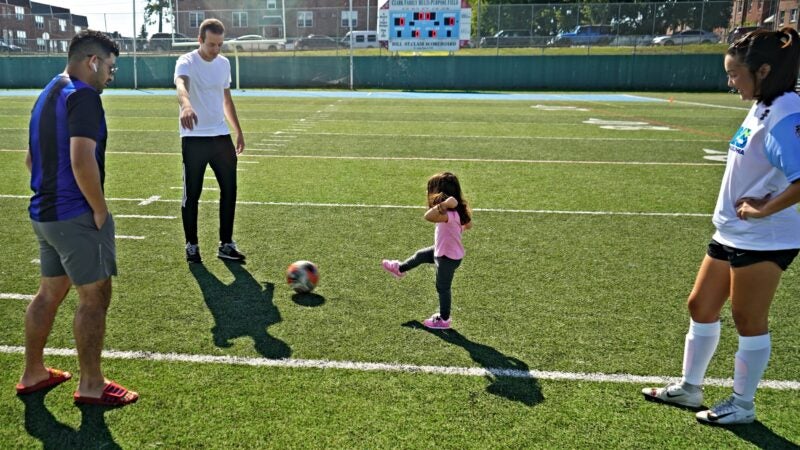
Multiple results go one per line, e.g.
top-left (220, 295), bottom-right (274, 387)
top-left (779, 10), bottom-right (786, 24)
top-left (791, 8), bottom-right (798, 22)
top-left (16, 30), bottom-right (26, 46)
top-left (341, 11), bottom-right (358, 28)
top-left (267, 0), bottom-right (277, 9)
top-left (35, 16), bottom-right (44, 29)
top-left (15, 6), bottom-right (24, 21)
top-left (37, 37), bottom-right (45, 51)
top-left (59, 19), bottom-right (66, 32)
top-left (737, 1), bottom-right (743, 12)
top-left (75, 26), bottom-right (82, 34)
top-left (189, 12), bottom-right (205, 28)
top-left (297, 11), bottom-right (313, 28)
top-left (60, 40), bottom-right (68, 52)
top-left (233, 11), bottom-right (248, 28)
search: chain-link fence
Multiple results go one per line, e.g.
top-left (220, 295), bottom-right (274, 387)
top-left (0, 2), bottom-right (791, 56)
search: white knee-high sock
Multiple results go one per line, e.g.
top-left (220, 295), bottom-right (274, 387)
top-left (733, 333), bottom-right (771, 404)
top-left (681, 319), bottom-right (721, 386)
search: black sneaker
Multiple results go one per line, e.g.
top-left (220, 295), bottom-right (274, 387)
top-left (218, 241), bottom-right (246, 262)
top-left (186, 243), bottom-right (202, 263)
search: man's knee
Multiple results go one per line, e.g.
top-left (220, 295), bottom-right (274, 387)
top-left (76, 278), bottom-right (112, 308)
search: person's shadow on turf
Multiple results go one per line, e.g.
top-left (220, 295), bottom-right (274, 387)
top-left (190, 260), bottom-right (291, 359)
top-left (720, 420), bottom-right (799, 449)
top-left (18, 388), bottom-right (120, 449)
top-left (402, 321), bottom-right (544, 406)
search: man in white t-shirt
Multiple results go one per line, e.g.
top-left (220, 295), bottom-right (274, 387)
top-left (174, 18), bottom-right (246, 263)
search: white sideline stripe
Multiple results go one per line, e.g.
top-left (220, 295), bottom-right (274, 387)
top-left (116, 214), bottom-right (176, 219)
top-left (0, 148), bottom-right (726, 167)
top-left (0, 294), bottom-right (34, 301)
top-left (0, 345), bottom-right (796, 390)
top-left (0, 195), bottom-right (713, 217)
top-left (116, 235), bottom-right (145, 240)
top-left (0, 127), bottom-right (728, 141)
top-left (244, 154), bottom-right (723, 167)
top-left (669, 100), bottom-right (750, 111)
top-left (31, 259), bottom-right (40, 264)
top-left (138, 195), bottom-right (160, 206)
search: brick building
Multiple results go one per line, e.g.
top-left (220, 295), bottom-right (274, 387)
top-left (174, 0), bottom-right (377, 40)
top-left (1, 0), bottom-right (87, 52)
top-left (731, 0), bottom-right (798, 29)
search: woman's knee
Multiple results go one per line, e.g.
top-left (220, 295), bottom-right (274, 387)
top-left (686, 293), bottom-right (722, 322)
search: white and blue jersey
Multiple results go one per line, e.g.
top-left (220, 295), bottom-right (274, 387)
top-left (712, 91), bottom-right (800, 250)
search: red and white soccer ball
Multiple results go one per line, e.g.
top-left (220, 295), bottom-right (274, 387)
top-left (286, 260), bottom-right (319, 293)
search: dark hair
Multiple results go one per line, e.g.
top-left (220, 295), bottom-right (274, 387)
top-left (727, 27), bottom-right (800, 106)
top-left (427, 172), bottom-right (472, 225)
top-left (68, 29), bottom-right (119, 62)
top-left (199, 18), bottom-right (225, 41)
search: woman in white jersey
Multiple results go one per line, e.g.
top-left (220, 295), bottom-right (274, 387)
top-left (642, 28), bottom-right (800, 425)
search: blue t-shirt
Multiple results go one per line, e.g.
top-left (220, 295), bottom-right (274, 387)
top-left (28, 74), bottom-right (107, 222)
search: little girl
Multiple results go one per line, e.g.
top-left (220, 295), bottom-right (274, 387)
top-left (382, 172), bottom-right (473, 329)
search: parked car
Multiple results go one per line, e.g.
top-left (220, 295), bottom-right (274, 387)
top-left (479, 30), bottom-right (534, 48)
top-left (651, 29), bottom-right (719, 46)
top-left (0, 40), bottom-right (22, 52)
top-left (148, 32), bottom-right (193, 51)
top-left (727, 26), bottom-right (763, 43)
top-left (294, 35), bottom-right (343, 50)
top-left (549, 25), bottom-right (614, 46)
top-left (226, 34), bottom-right (285, 52)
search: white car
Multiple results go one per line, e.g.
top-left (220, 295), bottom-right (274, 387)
top-left (651, 30), bottom-right (719, 46)
top-left (226, 35), bottom-right (285, 52)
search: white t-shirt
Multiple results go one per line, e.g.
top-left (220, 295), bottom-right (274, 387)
top-left (173, 49), bottom-right (231, 137)
top-left (712, 92), bottom-right (800, 250)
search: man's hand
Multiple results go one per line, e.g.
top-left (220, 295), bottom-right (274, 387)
top-left (235, 133), bottom-right (245, 155)
top-left (93, 209), bottom-right (108, 230)
top-left (180, 106), bottom-right (198, 130)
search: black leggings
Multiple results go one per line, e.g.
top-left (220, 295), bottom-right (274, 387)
top-left (400, 246), bottom-right (462, 320)
top-left (181, 135), bottom-right (237, 245)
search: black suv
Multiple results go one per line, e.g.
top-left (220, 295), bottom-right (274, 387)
top-left (148, 32), bottom-right (192, 51)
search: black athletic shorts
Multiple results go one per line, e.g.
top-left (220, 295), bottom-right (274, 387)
top-left (707, 239), bottom-right (799, 271)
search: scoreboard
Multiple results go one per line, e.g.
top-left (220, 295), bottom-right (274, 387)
top-left (378, 0), bottom-right (471, 52)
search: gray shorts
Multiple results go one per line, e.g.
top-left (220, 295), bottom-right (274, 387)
top-left (31, 211), bottom-right (117, 286)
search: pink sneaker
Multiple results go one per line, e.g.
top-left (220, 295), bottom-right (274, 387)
top-left (381, 259), bottom-right (405, 279)
top-left (423, 314), bottom-right (451, 330)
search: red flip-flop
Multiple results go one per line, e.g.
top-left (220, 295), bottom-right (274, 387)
top-left (73, 381), bottom-right (139, 407)
top-left (16, 368), bottom-right (73, 395)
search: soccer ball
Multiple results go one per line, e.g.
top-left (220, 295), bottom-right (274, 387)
top-left (286, 260), bottom-right (319, 293)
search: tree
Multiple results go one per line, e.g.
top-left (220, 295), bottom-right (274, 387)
top-left (144, 0), bottom-right (172, 34)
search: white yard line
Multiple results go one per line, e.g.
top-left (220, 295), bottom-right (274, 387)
top-left (0, 294), bottom-right (35, 301)
top-left (115, 215), bottom-right (176, 219)
top-left (0, 149), bottom-right (726, 166)
top-left (116, 235), bottom-right (145, 240)
top-left (0, 344), bottom-right (796, 390)
top-left (0, 195), bottom-right (714, 217)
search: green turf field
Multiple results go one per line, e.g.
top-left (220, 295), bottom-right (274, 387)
top-left (0, 91), bottom-right (798, 448)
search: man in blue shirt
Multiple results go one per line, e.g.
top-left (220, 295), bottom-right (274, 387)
top-left (16, 30), bottom-right (137, 407)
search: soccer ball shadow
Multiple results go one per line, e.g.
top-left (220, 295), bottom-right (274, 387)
top-left (291, 292), bottom-right (326, 307)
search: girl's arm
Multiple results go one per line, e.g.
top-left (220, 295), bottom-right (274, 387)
top-left (736, 181), bottom-right (800, 219)
top-left (424, 196), bottom-right (457, 223)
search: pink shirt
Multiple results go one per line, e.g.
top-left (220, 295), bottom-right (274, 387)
top-left (434, 210), bottom-right (465, 259)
